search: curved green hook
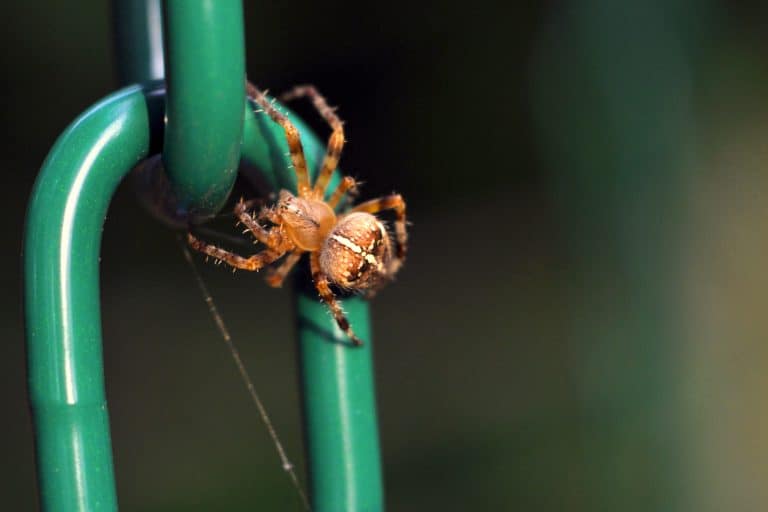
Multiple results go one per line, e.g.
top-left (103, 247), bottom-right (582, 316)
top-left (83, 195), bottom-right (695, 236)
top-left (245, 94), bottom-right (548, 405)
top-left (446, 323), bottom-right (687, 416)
top-left (25, 83), bottom-right (162, 512)
top-left (25, 85), bottom-right (381, 512)
top-left (26, 1), bottom-right (381, 509)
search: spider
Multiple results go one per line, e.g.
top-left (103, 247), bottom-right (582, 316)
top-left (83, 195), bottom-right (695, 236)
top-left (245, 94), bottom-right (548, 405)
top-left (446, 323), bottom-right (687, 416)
top-left (187, 83), bottom-right (408, 346)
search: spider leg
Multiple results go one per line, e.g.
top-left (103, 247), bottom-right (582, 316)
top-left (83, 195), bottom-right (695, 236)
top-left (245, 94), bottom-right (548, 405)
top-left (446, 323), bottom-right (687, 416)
top-left (327, 176), bottom-right (358, 210)
top-left (265, 250), bottom-right (303, 288)
top-left (309, 252), bottom-right (363, 346)
top-left (187, 233), bottom-right (286, 271)
top-left (351, 194), bottom-right (408, 273)
top-left (246, 81), bottom-right (312, 197)
top-left (280, 85), bottom-right (345, 199)
top-left (234, 199), bottom-right (283, 248)
top-left (236, 197), bottom-right (269, 215)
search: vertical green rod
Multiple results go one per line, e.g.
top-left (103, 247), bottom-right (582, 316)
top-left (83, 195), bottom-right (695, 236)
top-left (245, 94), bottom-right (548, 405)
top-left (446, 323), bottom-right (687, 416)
top-left (25, 85), bottom-right (163, 512)
top-left (296, 296), bottom-right (383, 512)
top-left (162, 0), bottom-right (245, 218)
top-left (242, 104), bottom-right (383, 511)
top-left (112, 0), bottom-right (165, 85)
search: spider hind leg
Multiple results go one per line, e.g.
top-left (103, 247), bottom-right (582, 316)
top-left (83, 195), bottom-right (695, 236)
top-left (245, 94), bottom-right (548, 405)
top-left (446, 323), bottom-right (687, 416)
top-left (310, 253), bottom-right (363, 346)
top-left (351, 193), bottom-right (408, 275)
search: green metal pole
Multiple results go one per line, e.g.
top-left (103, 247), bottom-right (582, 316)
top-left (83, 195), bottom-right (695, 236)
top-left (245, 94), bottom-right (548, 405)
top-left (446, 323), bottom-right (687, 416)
top-left (26, 2), bottom-right (381, 509)
top-left (243, 100), bottom-right (383, 512)
top-left (296, 296), bottom-right (383, 511)
top-left (25, 83), bottom-right (164, 512)
top-left (25, 92), bottom-right (382, 512)
top-left (112, 0), bottom-right (165, 85)
top-left (162, 0), bottom-right (245, 219)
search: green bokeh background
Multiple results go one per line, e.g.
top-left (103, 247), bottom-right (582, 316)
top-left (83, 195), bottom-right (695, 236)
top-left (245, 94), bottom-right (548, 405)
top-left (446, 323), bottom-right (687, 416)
top-left (4, 1), bottom-right (768, 510)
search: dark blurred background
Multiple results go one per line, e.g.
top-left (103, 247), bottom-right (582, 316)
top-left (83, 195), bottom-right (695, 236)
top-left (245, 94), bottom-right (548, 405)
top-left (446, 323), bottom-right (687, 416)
top-left (4, 0), bottom-right (768, 510)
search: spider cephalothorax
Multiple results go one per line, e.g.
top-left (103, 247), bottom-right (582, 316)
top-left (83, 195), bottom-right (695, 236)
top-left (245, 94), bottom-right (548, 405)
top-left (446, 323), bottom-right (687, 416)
top-left (187, 83), bottom-right (407, 346)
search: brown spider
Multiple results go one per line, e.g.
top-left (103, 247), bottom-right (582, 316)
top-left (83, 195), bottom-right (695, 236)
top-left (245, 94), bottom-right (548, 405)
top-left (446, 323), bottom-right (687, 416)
top-left (187, 83), bottom-right (408, 346)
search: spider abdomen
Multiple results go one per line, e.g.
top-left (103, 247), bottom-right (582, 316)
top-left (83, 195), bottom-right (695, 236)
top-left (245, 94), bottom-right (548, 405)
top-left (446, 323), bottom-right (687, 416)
top-left (320, 212), bottom-right (391, 290)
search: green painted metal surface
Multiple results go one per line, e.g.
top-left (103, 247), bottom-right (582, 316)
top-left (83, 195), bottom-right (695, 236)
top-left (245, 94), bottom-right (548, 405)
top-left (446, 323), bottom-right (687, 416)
top-left (296, 295), bottom-right (383, 512)
top-left (243, 97), bottom-right (382, 512)
top-left (112, 0), bottom-right (165, 85)
top-left (26, 92), bottom-right (381, 511)
top-left (162, 0), bottom-right (245, 218)
top-left (25, 83), bottom-right (163, 511)
top-left (26, 2), bottom-right (382, 509)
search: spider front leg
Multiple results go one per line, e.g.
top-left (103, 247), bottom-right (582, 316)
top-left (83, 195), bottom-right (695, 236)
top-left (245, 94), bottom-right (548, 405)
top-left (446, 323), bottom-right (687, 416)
top-left (234, 199), bottom-right (284, 248)
top-left (280, 85), bottom-right (345, 199)
top-left (309, 252), bottom-right (363, 346)
top-left (352, 194), bottom-right (408, 271)
top-left (187, 233), bottom-right (287, 271)
top-left (246, 81), bottom-right (312, 197)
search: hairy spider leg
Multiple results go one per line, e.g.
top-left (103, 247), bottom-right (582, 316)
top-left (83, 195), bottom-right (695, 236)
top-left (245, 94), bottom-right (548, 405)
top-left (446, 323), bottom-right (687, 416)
top-left (327, 176), bottom-right (358, 210)
top-left (309, 252), bottom-right (363, 346)
top-left (236, 197), bottom-right (268, 213)
top-left (266, 250), bottom-right (303, 288)
top-left (246, 81), bottom-right (312, 198)
top-left (351, 194), bottom-right (408, 270)
top-left (280, 85), bottom-right (345, 200)
top-left (248, 205), bottom-right (279, 226)
top-left (234, 200), bottom-right (284, 248)
top-left (187, 233), bottom-right (287, 271)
